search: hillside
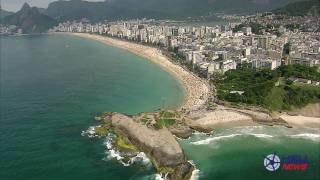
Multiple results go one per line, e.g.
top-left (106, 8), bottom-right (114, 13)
top-left (45, 0), bottom-right (303, 21)
top-left (214, 65), bottom-right (320, 111)
top-left (0, 6), bottom-right (14, 19)
top-left (1, 3), bottom-right (57, 33)
top-left (274, 0), bottom-right (320, 16)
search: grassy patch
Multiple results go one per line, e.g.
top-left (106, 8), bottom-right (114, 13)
top-left (115, 135), bottom-right (139, 153)
top-left (160, 111), bottom-right (177, 118)
top-left (95, 126), bottom-right (108, 136)
top-left (140, 116), bottom-right (151, 125)
top-left (154, 118), bottom-right (176, 129)
top-left (264, 86), bottom-right (286, 111)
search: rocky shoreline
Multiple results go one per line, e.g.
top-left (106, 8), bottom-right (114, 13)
top-left (90, 107), bottom-right (295, 180)
top-left (94, 111), bottom-right (197, 180)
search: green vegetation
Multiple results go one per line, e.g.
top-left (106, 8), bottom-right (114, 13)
top-left (115, 135), bottom-right (139, 152)
top-left (233, 22), bottom-right (282, 35)
top-left (159, 110), bottom-right (178, 118)
top-left (274, 0), bottom-right (320, 16)
top-left (45, 0), bottom-right (301, 21)
top-left (95, 126), bottom-right (108, 136)
top-left (283, 84), bottom-right (320, 109)
top-left (154, 119), bottom-right (176, 129)
top-left (250, 23), bottom-right (265, 35)
top-left (277, 65), bottom-right (320, 81)
top-left (233, 24), bottom-right (245, 33)
top-left (215, 65), bottom-right (320, 111)
top-left (283, 43), bottom-right (290, 55)
top-left (285, 24), bottom-right (301, 31)
top-left (150, 156), bottom-right (175, 174)
top-left (153, 110), bottom-right (178, 129)
top-left (140, 117), bottom-right (150, 125)
top-left (264, 86), bottom-right (286, 111)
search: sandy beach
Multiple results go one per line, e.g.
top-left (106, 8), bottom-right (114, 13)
top-left (280, 114), bottom-right (320, 128)
top-left (71, 33), bottom-right (209, 111)
top-left (192, 110), bottom-right (256, 128)
top-left (68, 33), bottom-right (320, 129)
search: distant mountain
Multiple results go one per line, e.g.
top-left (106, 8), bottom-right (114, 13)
top-left (36, 7), bottom-right (47, 14)
top-left (274, 0), bottom-right (320, 16)
top-left (45, 0), bottom-right (304, 21)
top-left (0, 6), bottom-right (14, 19)
top-left (1, 3), bottom-right (57, 33)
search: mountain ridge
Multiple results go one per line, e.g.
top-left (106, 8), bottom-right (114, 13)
top-left (0, 5), bottom-right (14, 19)
top-left (1, 3), bottom-right (57, 34)
top-left (44, 0), bottom-right (304, 21)
top-left (274, 0), bottom-right (320, 16)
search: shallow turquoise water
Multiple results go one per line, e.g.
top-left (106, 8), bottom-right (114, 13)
top-left (0, 34), bottom-right (184, 180)
top-left (179, 126), bottom-right (320, 180)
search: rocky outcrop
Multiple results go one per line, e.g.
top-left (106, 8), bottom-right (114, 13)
top-left (109, 113), bottom-right (194, 179)
top-left (169, 125), bottom-right (194, 139)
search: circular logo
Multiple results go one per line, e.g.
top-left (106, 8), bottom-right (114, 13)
top-left (264, 154), bottom-right (281, 171)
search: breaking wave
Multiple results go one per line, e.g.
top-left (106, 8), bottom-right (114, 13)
top-left (102, 136), bottom-right (152, 167)
top-left (288, 133), bottom-right (320, 142)
top-left (189, 160), bottom-right (200, 180)
top-left (247, 133), bottom-right (273, 138)
top-left (81, 126), bottom-right (98, 138)
top-left (192, 134), bottom-right (242, 145)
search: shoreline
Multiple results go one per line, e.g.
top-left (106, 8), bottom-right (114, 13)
top-left (64, 33), bottom-right (319, 130)
top-left (69, 32), bottom-right (210, 112)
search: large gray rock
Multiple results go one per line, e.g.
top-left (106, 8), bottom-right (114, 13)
top-left (110, 113), bottom-right (187, 167)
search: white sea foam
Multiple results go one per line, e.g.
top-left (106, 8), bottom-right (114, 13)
top-left (154, 174), bottom-right (164, 180)
top-left (155, 173), bottom-right (169, 180)
top-left (248, 133), bottom-right (273, 138)
top-left (236, 126), bottom-right (266, 134)
top-left (191, 134), bottom-right (241, 145)
top-left (188, 160), bottom-right (200, 180)
top-left (134, 152), bottom-right (151, 165)
top-left (173, 135), bottom-right (191, 140)
top-left (107, 149), bottom-right (123, 161)
top-left (81, 126), bottom-right (97, 138)
top-left (103, 136), bottom-right (114, 150)
top-left (190, 168), bottom-right (200, 180)
top-left (103, 135), bottom-right (151, 167)
top-left (289, 133), bottom-right (320, 142)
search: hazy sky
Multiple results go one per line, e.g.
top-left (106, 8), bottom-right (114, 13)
top-left (1, 0), bottom-right (103, 12)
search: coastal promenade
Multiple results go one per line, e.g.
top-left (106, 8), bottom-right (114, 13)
top-left (71, 33), bottom-right (210, 112)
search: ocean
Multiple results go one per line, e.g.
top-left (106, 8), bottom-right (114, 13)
top-left (0, 34), bottom-right (319, 180)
